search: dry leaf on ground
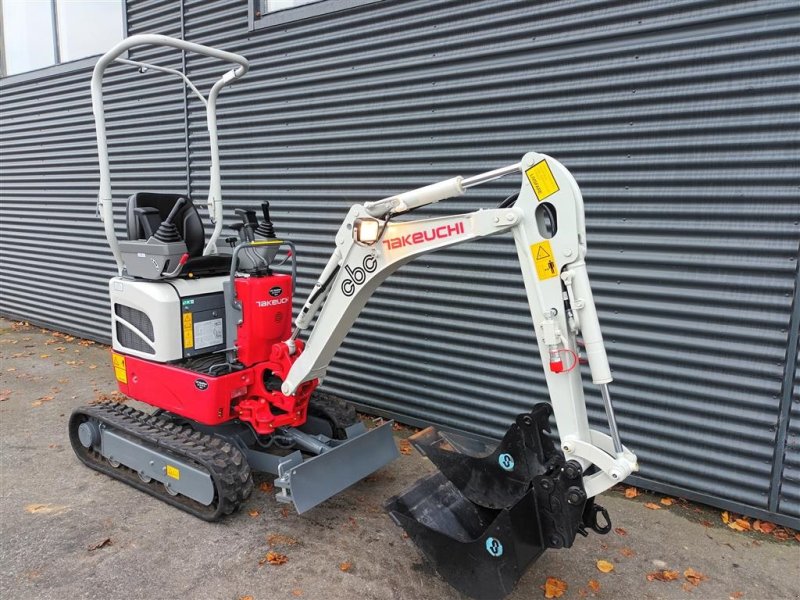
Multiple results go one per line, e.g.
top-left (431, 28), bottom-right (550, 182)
top-left (614, 527), bottom-right (628, 536)
top-left (0, 389), bottom-right (11, 402)
top-left (620, 547), bottom-right (635, 557)
top-left (339, 561), bottom-right (352, 572)
top-left (238, 596), bottom-right (254, 600)
top-left (291, 590), bottom-right (303, 597)
top-left (754, 520), bottom-right (776, 534)
top-left (660, 498), bottom-right (673, 506)
top-left (729, 592), bottom-right (743, 599)
top-left (624, 487), bottom-right (639, 499)
top-left (248, 509), bottom-right (260, 517)
top-left (728, 519), bottom-right (751, 532)
top-left (596, 560), bottom-right (614, 573)
top-left (87, 538), bottom-right (112, 551)
top-left (647, 570), bottom-right (679, 582)
top-left (259, 551), bottom-right (288, 566)
top-left (398, 439), bottom-right (413, 455)
top-left (267, 534), bottom-right (297, 547)
top-left (721, 511), bottom-right (730, 524)
top-left (25, 503), bottom-right (67, 515)
top-left (684, 568), bottom-right (707, 586)
top-left (587, 579), bottom-right (600, 593)
top-left (542, 577), bottom-right (568, 598)
top-left (644, 502), bottom-right (662, 510)
top-left (259, 481), bottom-right (273, 493)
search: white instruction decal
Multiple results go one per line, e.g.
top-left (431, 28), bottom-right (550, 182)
top-left (193, 318), bottom-right (223, 349)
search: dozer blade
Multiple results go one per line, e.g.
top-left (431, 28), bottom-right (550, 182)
top-left (407, 403), bottom-right (556, 509)
top-left (278, 420), bottom-right (399, 514)
top-left (386, 403), bottom-right (599, 600)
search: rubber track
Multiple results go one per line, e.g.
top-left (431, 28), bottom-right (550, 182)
top-left (69, 402), bottom-right (253, 521)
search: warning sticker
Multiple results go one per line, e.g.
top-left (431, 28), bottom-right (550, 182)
top-left (525, 160), bottom-right (560, 201)
top-left (182, 312), bottom-right (193, 349)
top-left (112, 353), bottom-right (127, 384)
top-left (530, 240), bottom-right (559, 280)
top-left (193, 318), bottom-right (223, 350)
top-left (166, 465), bottom-right (180, 480)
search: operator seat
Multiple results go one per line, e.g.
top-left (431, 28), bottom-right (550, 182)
top-left (126, 192), bottom-right (231, 277)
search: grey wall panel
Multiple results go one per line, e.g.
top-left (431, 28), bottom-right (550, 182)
top-left (1, 0), bottom-right (798, 527)
top-left (0, 0), bottom-right (187, 339)
top-left (778, 337), bottom-right (800, 518)
top-left (178, 0), bottom-right (800, 523)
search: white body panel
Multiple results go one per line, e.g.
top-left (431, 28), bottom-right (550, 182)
top-left (110, 275), bottom-right (225, 362)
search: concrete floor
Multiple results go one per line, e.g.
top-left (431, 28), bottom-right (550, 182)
top-left (1, 319), bottom-right (798, 600)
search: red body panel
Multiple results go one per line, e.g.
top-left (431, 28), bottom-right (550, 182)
top-left (113, 272), bottom-right (316, 435)
top-left (234, 273), bottom-right (292, 367)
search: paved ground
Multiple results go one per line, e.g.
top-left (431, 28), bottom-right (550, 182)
top-left (1, 318), bottom-right (798, 600)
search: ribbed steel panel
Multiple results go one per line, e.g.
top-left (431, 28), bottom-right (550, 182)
top-left (1, 0), bottom-right (798, 526)
top-left (0, 0), bottom-right (186, 339)
top-left (778, 337), bottom-right (800, 518)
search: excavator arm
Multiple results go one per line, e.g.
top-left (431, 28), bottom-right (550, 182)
top-left (283, 152), bottom-right (637, 499)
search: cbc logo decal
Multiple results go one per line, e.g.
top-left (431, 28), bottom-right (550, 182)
top-left (341, 254), bottom-right (377, 297)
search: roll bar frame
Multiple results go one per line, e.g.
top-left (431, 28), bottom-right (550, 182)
top-left (91, 34), bottom-right (250, 272)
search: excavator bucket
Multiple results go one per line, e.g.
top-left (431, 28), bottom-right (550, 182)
top-left (386, 403), bottom-right (604, 600)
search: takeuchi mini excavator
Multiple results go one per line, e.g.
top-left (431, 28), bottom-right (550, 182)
top-left (69, 35), bottom-right (639, 600)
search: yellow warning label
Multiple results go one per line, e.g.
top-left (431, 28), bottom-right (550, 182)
top-left (166, 465), bottom-right (180, 480)
top-left (182, 312), bottom-right (193, 349)
top-left (530, 240), bottom-right (559, 280)
top-left (526, 160), bottom-right (560, 201)
top-left (112, 353), bottom-right (127, 384)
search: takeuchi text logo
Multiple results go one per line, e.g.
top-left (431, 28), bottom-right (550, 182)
top-left (382, 222), bottom-right (465, 250)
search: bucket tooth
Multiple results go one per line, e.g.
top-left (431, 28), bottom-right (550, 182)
top-left (407, 403), bottom-right (556, 509)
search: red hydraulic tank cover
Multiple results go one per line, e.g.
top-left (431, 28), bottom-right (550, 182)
top-left (234, 273), bottom-right (293, 367)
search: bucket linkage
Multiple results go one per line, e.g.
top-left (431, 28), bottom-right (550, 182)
top-left (385, 403), bottom-right (611, 600)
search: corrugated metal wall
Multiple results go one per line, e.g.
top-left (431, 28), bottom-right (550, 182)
top-left (1, 0), bottom-right (798, 527)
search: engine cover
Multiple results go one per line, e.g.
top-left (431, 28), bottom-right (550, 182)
top-left (109, 275), bottom-right (226, 362)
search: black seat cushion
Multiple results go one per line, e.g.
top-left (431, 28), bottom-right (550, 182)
top-left (180, 255), bottom-right (232, 277)
top-left (126, 192), bottom-right (205, 258)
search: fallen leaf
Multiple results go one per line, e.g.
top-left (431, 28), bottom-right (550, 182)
top-left (684, 568), bottom-right (707, 586)
top-left (755, 521), bottom-right (776, 534)
top-left (729, 592), bottom-right (743, 599)
top-left (25, 503), bottom-right (67, 515)
top-left (596, 560), bottom-right (614, 573)
top-left (398, 439), bottom-right (413, 455)
top-left (88, 364), bottom-right (98, 370)
top-left (6, 367), bottom-right (16, 372)
top-left (624, 487), bottom-right (639, 499)
top-left (721, 511), bottom-right (730, 524)
top-left (644, 502), bottom-right (662, 510)
top-left (267, 534), bottom-right (297, 547)
top-left (620, 547), bottom-right (635, 557)
top-left (542, 577), bottom-right (568, 598)
top-left (614, 527), bottom-right (628, 536)
top-left (339, 561), bottom-right (352, 572)
top-left (259, 481), bottom-right (274, 493)
top-left (0, 389), bottom-right (11, 402)
top-left (728, 519), bottom-right (750, 532)
top-left (587, 579), bottom-right (600, 592)
top-left (238, 596), bottom-right (253, 600)
top-left (647, 570), bottom-right (679, 582)
top-left (31, 395), bottom-right (55, 407)
top-left (87, 538), bottom-right (112, 551)
top-left (39, 354), bottom-right (50, 358)
top-left (259, 551), bottom-right (288, 566)
top-left (660, 498), bottom-right (673, 506)
top-left (291, 590), bottom-right (303, 597)
top-left (279, 507), bottom-right (289, 518)
top-left (248, 509), bottom-right (260, 517)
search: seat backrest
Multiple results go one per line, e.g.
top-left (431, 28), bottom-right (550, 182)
top-left (126, 192), bottom-right (205, 257)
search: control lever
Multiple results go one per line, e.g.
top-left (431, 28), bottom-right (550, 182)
top-left (255, 201), bottom-right (276, 238)
top-left (151, 197), bottom-right (186, 244)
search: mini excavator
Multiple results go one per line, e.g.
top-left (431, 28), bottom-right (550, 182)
top-left (69, 35), bottom-right (638, 600)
